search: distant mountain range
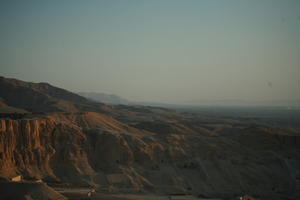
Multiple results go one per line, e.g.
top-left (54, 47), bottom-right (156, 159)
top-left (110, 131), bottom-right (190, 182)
top-left (78, 92), bottom-right (178, 107)
top-left (79, 91), bottom-right (300, 108)
top-left (1, 75), bottom-right (298, 114)
top-left (78, 92), bottom-right (130, 105)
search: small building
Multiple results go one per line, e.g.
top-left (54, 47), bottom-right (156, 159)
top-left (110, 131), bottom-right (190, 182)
top-left (11, 175), bottom-right (22, 182)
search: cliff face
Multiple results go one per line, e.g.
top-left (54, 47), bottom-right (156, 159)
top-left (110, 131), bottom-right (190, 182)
top-left (0, 112), bottom-right (300, 199)
top-left (0, 118), bottom-right (93, 182)
top-left (0, 119), bottom-right (54, 177)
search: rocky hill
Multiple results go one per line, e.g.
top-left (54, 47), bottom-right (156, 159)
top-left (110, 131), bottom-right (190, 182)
top-left (0, 77), bottom-right (300, 200)
top-left (0, 77), bottom-right (110, 113)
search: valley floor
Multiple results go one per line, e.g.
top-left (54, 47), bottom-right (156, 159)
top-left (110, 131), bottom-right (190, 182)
top-left (53, 186), bottom-right (222, 200)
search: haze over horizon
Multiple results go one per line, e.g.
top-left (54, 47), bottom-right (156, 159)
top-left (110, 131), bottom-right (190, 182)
top-left (1, 0), bottom-right (300, 104)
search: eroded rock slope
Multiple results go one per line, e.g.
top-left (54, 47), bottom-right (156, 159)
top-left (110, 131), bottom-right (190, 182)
top-left (0, 112), bottom-right (299, 199)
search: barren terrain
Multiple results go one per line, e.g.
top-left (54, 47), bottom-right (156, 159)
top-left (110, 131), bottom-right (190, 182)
top-left (0, 77), bottom-right (299, 200)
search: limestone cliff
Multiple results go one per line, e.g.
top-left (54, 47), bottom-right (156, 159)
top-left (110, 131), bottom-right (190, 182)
top-left (0, 112), bottom-right (299, 199)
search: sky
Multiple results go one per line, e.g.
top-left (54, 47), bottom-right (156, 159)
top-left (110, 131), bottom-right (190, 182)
top-left (1, 0), bottom-right (300, 104)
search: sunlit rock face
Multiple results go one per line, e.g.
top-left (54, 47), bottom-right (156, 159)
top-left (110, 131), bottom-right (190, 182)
top-left (0, 112), bottom-right (299, 200)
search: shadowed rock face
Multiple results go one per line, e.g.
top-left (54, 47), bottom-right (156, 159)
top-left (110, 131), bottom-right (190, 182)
top-left (0, 181), bottom-right (68, 200)
top-left (0, 112), bottom-right (299, 200)
top-left (0, 77), bottom-right (109, 113)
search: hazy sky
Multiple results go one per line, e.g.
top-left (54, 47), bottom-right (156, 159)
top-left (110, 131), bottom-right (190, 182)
top-left (1, 0), bottom-right (300, 104)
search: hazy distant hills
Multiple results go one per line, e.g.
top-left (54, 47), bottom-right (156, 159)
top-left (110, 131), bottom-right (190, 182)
top-left (80, 92), bottom-right (300, 107)
top-left (78, 92), bottom-right (180, 109)
top-left (78, 92), bottom-right (130, 105)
